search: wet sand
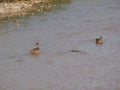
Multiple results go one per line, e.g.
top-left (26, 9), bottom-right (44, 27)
top-left (0, 0), bottom-right (120, 90)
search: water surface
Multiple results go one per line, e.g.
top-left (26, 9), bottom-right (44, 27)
top-left (0, 0), bottom-right (120, 90)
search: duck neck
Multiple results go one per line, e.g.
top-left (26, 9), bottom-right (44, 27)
top-left (100, 36), bottom-right (103, 40)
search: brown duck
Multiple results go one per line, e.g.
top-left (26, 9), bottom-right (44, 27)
top-left (96, 36), bottom-right (103, 45)
top-left (30, 42), bottom-right (40, 55)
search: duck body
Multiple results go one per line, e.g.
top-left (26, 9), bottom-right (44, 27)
top-left (30, 42), bottom-right (40, 55)
top-left (96, 36), bottom-right (103, 45)
top-left (30, 47), bottom-right (40, 55)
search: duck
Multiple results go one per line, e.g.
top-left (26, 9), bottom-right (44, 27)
top-left (96, 36), bottom-right (103, 45)
top-left (30, 42), bottom-right (40, 55)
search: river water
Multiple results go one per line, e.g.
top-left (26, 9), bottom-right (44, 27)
top-left (0, 0), bottom-right (120, 90)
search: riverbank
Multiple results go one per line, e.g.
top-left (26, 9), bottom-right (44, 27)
top-left (0, 0), bottom-right (56, 19)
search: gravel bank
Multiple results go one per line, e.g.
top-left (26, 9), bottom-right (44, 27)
top-left (0, 0), bottom-right (55, 19)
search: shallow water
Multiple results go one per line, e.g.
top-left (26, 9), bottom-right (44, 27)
top-left (0, 0), bottom-right (120, 90)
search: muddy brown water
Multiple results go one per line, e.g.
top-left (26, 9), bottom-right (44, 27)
top-left (0, 0), bottom-right (120, 90)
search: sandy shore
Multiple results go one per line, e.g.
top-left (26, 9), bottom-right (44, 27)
top-left (0, 0), bottom-right (55, 19)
